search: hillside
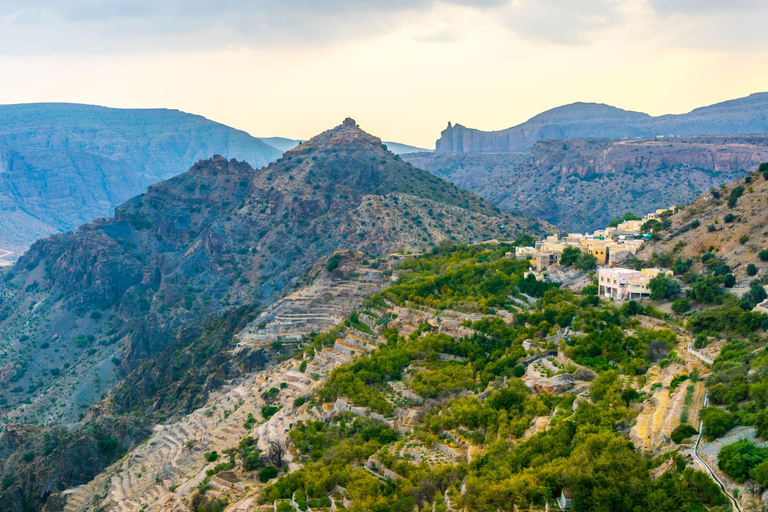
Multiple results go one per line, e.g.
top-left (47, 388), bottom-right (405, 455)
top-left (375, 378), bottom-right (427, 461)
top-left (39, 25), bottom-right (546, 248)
top-left (25, 242), bottom-right (764, 512)
top-left (0, 118), bottom-right (544, 429)
top-left (637, 164), bottom-right (768, 284)
top-left (0, 103), bottom-right (283, 254)
top-left (406, 135), bottom-right (768, 231)
top-left (434, 91), bottom-right (768, 153)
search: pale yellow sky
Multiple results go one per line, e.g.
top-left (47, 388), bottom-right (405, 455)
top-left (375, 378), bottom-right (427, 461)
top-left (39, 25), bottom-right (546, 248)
top-left (1, 1), bottom-right (767, 147)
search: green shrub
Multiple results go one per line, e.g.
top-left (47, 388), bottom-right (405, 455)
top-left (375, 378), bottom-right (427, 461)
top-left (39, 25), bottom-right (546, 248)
top-left (205, 451), bottom-right (219, 462)
top-left (728, 186), bottom-right (745, 208)
top-left (748, 264), bottom-right (758, 277)
top-left (262, 405), bottom-right (281, 419)
top-left (760, 250), bottom-right (768, 262)
top-left (718, 438), bottom-right (768, 482)
top-left (259, 466), bottom-right (279, 483)
top-left (670, 424), bottom-right (698, 444)
top-left (671, 298), bottom-right (690, 314)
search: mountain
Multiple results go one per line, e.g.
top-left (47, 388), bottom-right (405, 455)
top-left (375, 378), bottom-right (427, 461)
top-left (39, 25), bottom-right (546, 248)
top-left (0, 103), bottom-right (283, 254)
top-left (406, 135), bottom-right (768, 232)
top-left (0, 117), bottom-right (545, 427)
top-left (435, 92), bottom-right (768, 153)
top-left (259, 136), bottom-right (429, 155)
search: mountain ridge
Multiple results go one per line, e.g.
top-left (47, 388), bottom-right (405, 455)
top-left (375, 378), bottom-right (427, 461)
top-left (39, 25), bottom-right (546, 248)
top-left (0, 102), bottom-right (283, 253)
top-left (435, 92), bottom-right (768, 153)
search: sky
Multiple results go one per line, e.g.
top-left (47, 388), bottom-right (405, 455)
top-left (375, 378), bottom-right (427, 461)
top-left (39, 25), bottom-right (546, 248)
top-left (1, 0), bottom-right (767, 147)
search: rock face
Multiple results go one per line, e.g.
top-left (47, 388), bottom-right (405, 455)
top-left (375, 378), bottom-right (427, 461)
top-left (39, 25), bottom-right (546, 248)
top-left (435, 92), bottom-right (768, 153)
top-left (405, 135), bottom-right (768, 232)
top-left (0, 103), bottom-right (283, 252)
top-left (0, 118), bottom-right (546, 428)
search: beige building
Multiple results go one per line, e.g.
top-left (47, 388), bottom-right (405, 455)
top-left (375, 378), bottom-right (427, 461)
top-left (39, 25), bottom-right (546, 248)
top-left (531, 251), bottom-right (559, 271)
top-left (597, 267), bottom-right (672, 301)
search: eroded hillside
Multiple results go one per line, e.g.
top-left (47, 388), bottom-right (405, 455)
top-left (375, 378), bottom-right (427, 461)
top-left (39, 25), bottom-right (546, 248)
top-left (406, 135), bottom-right (768, 231)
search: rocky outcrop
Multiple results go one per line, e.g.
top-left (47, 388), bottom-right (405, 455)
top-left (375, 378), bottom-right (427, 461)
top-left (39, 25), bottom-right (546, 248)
top-left (434, 92), bottom-right (768, 153)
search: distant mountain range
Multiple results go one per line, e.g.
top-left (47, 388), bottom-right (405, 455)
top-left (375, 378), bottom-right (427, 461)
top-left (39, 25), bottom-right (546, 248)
top-left (435, 92), bottom-right (768, 153)
top-left (258, 136), bottom-right (429, 155)
top-left (0, 103), bottom-right (282, 252)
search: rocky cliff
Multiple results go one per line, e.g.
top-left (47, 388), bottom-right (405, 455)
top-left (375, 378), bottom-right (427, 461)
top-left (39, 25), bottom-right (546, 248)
top-left (435, 92), bottom-right (768, 153)
top-left (0, 103), bottom-right (283, 253)
top-left (405, 135), bottom-right (768, 232)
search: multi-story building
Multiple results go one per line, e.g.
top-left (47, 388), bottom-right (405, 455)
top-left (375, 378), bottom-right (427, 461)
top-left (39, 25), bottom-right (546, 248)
top-left (597, 267), bottom-right (672, 300)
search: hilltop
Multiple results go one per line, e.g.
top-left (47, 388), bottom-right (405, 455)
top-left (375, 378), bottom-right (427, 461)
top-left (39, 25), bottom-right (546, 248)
top-left (406, 135), bottom-right (768, 231)
top-left (434, 92), bottom-right (768, 153)
top-left (0, 103), bottom-right (282, 253)
top-left (258, 136), bottom-right (429, 155)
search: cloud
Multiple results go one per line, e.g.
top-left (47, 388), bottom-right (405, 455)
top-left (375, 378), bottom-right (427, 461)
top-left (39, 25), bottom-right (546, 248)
top-left (0, 0), bottom-right (765, 55)
top-left (414, 27), bottom-right (464, 43)
top-left (647, 0), bottom-right (762, 16)
top-left (501, 0), bottom-right (628, 45)
top-left (0, 0), bottom-right (504, 54)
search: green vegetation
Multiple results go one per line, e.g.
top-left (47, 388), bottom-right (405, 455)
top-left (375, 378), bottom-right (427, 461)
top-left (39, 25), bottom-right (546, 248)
top-left (648, 273), bottom-right (681, 300)
top-left (670, 424), bottom-right (698, 444)
top-left (717, 439), bottom-right (768, 482)
top-left (256, 243), bottom-right (732, 512)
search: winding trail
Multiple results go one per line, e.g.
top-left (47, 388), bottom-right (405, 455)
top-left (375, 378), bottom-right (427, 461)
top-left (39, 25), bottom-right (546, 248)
top-left (693, 393), bottom-right (741, 512)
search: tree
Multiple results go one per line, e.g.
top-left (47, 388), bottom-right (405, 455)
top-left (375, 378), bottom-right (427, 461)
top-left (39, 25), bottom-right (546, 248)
top-left (590, 370), bottom-right (620, 402)
top-left (514, 233), bottom-right (536, 247)
top-left (258, 466), bottom-right (279, 483)
top-left (575, 252), bottom-right (598, 271)
top-left (723, 274), bottom-right (736, 288)
top-left (560, 246), bottom-right (582, 266)
top-left (728, 186), bottom-right (745, 208)
top-left (672, 258), bottom-right (693, 275)
top-left (265, 439), bottom-right (286, 468)
top-left (688, 275), bottom-right (722, 304)
top-left (747, 280), bottom-right (768, 306)
top-left (748, 264), bottom-right (759, 277)
top-left (760, 250), bottom-right (768, 262)
top-left (648, 274), bottom-right (680, 301)
top-left (752, 461), bottom-right (768, 489)
top-left (701, 407), bottom-right (735, 440)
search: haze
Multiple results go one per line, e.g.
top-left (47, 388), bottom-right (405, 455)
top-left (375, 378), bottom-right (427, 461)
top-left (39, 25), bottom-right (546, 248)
top-left (1, 0), bottom-right (767, 147)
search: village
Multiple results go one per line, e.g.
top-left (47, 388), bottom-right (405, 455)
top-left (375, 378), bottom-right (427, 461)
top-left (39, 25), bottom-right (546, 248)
top-left (513, 207), bottom-right (676, 302)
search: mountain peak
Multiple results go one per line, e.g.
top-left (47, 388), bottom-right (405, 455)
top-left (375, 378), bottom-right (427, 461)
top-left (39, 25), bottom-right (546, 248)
top-left (287, 118), bottom-right (382, 156)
